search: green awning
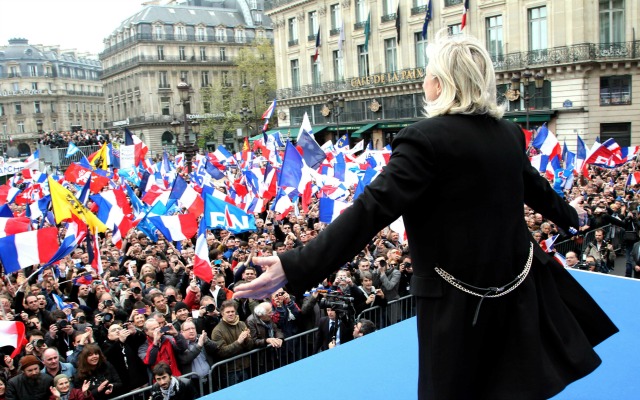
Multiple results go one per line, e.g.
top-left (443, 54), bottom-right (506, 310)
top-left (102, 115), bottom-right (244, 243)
top-left (506, 115), bottom-right (552, 123)
top-left (351, 123), bottom-right (379, 138)
top-left (377, 121), bottom-right (415, 129)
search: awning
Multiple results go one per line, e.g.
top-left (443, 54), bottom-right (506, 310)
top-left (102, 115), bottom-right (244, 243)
top-left (351, 123), bottom-right (379, 138)
top-left (503, 110), bottom-right (555, 124)
top-left (376, 121), bottom-right (416, 129)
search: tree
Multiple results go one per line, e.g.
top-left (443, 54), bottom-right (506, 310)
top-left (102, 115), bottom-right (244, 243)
top-left (198, 39), bottom-right (276, 150)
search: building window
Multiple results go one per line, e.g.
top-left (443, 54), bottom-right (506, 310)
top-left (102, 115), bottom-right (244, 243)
top-left (175, 25), bottom-right (186, 40)
top-left (384, 38), bottom-right (397, 72)
top-left (200, 46), bottom-right (207, 61)
top-left (0, 104), bottom-right (4, 116)
top-left (330, 4), bottom-right (340, 31)
top-left (221, 71), bottom-right (230, 86)
top-left (600, 75), bottom-right (631, 105)
top-left (32, 82), bottom-right (38, 90)
top-left (201, 71), bottom-right (210, 87)
top-left (52, 121), bottom-right (57, 131)
top-left (414, 32), bottom-right (428, 68)
top-left (29, 65), bottom-right (37, 77)
top-left (14, 103), bottom-right (22, 115)
top-left (599, 0), bottom-right (625, 44)
top-left (445, 0), bottom-right (463, 6)
top-left (159, 71), bottom-right (169, 88)
top-left (355, 0), bottom-right (366, 23)
top-left (180, 71), bottom-right (189, 83)
top-left (157, 45), bottom-right (165, 60)
top-left (600, 122), bottom-right (631, 146)
top-left (154, 25), bottom-right (164, 40)
top-left (308, 11), bottom-right (318, 38)
top-left (219, 47), bottom-right (226, 61)
top-left (288, 18), bottom-right (298, 44)
top-left (382, 0), bottom-right (394, 16)
top-left (203, 101), bottom-right (211, 113)
top-left (34, 101), bottom-right (41, 114)
top-left (17, 122), bottom-right (25, 133)
top-left (67, 101), bottom-right (71, 113)
top-left (161, 96), bottom-right (171, 116)
top-left (291, 59), bottom-right (300, 90)
top-left (333, 50), bottom-right (343, 82)
top-left (311, 57), bottom-right (321, 88)
top-left (448, 24), bottom-right (462, 36)
top-left (10, 66), bottom-right (19, 78)
top-left (357, 45), bottom-right (369, 76)
top-left (179, 46), bottom-right (186, 61)
top-left (196, 27), bottom-right (206, 42)
top-left (235, 29), bottom-right (245, 43)
top-left (528, 6), bottom-right (547, 52)
top-left (216, 27), bottom-right (226, 42)
top-left (486, 16), bottom-right (503, 60)
top-left (50, 101), bottom-right (55, 112)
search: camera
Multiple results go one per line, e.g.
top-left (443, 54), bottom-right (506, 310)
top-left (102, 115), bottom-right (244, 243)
top-left (98, 313), bottom-right (113, 323)
top-left (32, 339), bottom-right (45, 348)
top-left (166, 295), bottom-right (176, 304)
top-left (378, 260), bottom-right (387, 267)
top-left (103, 300), bottom-right (114, 307)
top-left (319, 293), bottom-right (354, 313)
top-left (56, 320), bottom-right (69, 330)
top-left (205, 304), bottom-right (216, 313)
top-left (78, 316), bottom-right (86, 324)
top-left (132, 287), bottom-right (142, 295)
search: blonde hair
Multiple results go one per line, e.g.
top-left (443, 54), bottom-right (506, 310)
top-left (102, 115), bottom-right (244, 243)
top-left (424, 29), bottom-right (505, 119)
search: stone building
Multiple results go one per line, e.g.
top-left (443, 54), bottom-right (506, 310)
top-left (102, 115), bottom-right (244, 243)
top-left (0, 38), bottom-right (104, 157)
top-left (265, 0), bottom-right (639, 149)
top-left (100, 0), bottom-right (273, 155)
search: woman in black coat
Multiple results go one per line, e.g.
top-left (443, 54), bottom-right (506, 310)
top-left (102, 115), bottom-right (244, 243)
top-left (99, 323), bottom-right (149, 391)
top-left (234, 31), bottom-right (618, 400)
top-left (73, 344), bottom-right (122, 400)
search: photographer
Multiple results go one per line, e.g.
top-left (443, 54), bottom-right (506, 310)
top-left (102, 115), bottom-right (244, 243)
top-left (622, 208), bottom-right (640, 277)
top-left (314, 306), bottom-right (353, 353)
top-left (582, 228), bottom-right (615, 273)
top-left (44, 311), bottom-right (76, 358)
top-left (194, 296), bottom-right (220, 337)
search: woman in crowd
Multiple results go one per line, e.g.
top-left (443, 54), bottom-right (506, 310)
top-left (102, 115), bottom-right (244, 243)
top-left (49, 374), bottom-right (94, 400)
top-left (73, 344), bottom-right (122, 400)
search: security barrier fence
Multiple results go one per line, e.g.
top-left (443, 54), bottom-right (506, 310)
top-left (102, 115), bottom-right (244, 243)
top-left (554, 224), bottom-right (624, 258)
top-left (113, 295), bottom-right (417, 400)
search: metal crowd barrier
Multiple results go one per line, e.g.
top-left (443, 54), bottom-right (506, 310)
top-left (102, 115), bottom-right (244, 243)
top-left (111, 295), bottom-right (417, 400)
top-left (109, 372), bottom-right (203, 400)
top-left (554, 224), bottom-right (623, 258)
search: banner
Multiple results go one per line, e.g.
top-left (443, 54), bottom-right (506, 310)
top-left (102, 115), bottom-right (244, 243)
top-left (119, 145), bottom-right (135, 170)
top-left (0, 157), bottom-right (38, 177)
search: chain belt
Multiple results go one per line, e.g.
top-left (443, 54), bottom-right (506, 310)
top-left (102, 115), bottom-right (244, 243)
top-left (433, 242), bottom-right (534, 326)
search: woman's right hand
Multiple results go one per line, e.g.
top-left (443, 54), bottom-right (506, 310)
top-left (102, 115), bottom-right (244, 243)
top-left (233, 256), bottom-right (287, 300)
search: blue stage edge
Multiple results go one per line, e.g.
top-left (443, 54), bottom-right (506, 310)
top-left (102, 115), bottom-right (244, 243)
top-left (203, 270), bottom-right (638, 400)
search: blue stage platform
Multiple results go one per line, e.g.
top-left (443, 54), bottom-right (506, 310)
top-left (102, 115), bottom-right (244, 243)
top-left (203, 270), bottom-right (638, 400)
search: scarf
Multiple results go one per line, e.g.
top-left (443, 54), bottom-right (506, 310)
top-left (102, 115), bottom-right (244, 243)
top-left (225, 315), bottom-right (240, 326)
top-left (159, 376), bottom-right (180, 400)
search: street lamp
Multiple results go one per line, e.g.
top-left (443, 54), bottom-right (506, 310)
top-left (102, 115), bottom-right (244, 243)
top-left (176, 79), bottom-right (199, 173)
top-left (326, 95), bottom-right (345, 140)
top-left (170, 118), bottom-right (182, 144)
top-left (239, 107), bottom-right (253, 140)
top-left (511, 70), bottom-right (546, 131)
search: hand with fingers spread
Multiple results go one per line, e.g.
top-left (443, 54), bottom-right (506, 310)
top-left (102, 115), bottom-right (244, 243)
top-left (232, 256), bottom-right (288, 300)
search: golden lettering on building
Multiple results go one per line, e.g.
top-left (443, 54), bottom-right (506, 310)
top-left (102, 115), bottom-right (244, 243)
top-left (350, 68), bottom-right (425, 88)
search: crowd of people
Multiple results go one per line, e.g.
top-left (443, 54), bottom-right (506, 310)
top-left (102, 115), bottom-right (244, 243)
top-left (0, 203), bottom-right (398, 400)
top-left (37, 130), bottom-right (114, 149)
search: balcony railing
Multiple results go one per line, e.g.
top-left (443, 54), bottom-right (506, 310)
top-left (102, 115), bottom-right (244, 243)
top-left (100, 54), bottom-right (236, 78)
top-left (381, 13), bottom-right (397, 23)
top-left (353, 21), bottom-right (366, 31)
top-left (99, 33), bottom-right (271, 57)
top-left (411, 5), bottom-right (428, 16)
top-left (277, 41), bottom-right (640, 100)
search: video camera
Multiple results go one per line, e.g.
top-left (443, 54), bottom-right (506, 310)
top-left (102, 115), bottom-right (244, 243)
top-left (319, 293), bottom-right (355, 315)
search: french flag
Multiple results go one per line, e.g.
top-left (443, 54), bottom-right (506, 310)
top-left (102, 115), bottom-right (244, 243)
top-left (169, 175), bottom-right (204, 215)
top-left (553, 252), bottom-right (567, 268)
top-left (148, 214), bottom-right (198, 241)
top-left (0, 184), bottom-right (21, 205)
top-left (576, 135), bottom-right (587, 174)
top-left (0, 217), bottom-right (31, 238)
top-left (318, 197), bottom-right (350, 223)
top-left (313, 27), bottom-right (321, 62)
top-left (193, 218), bottom-right (213, 283)
top-left (262, 100), bottom-right (277, 132)
top-left (91, 190), bottom-right (135, 246)
top-left (626, 171), bottom-right (640, 187)
top-left (42, 215), bottom-right (88, 268)
top-left (539, 234), bottom-right (559, 253)
top-left (531, 124), bottom-right (561, 161)
top-left (0, 321), bottom-right (27, 358)
top-left (461, 0), bottom-right (470, 29)
top-left (0, 227), bottom-right (59, 273)
top-left (125, 127), bottom-right (149, 166)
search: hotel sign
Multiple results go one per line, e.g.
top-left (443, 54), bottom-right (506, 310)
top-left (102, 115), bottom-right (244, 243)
top-left (350, 68), bottom-right (425, 88)
top-left (0, 89), bottom-right (53, 97)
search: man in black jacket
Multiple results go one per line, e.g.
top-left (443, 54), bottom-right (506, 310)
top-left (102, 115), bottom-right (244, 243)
top-left (149, 362), bottom-right (194, 400)
top-left (6, 355), bottom-right (53, 400)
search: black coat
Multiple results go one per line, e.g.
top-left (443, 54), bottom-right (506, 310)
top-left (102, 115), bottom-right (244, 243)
top-left (280, 115), bottom-right (618, 399)
top-left (314, 316), bottom-right (353, 353)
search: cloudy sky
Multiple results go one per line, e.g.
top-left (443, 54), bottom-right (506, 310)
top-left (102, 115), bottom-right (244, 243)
top-left (0, 0), bottom-right (148, 55)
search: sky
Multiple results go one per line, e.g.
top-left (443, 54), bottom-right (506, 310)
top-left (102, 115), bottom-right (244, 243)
top-left (0, 0), bottom-right (149, 55)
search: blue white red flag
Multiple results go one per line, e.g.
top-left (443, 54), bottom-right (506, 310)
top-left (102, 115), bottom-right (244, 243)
top-left (148, 214), bottom-right (198, 242)
top-left (0, 227), bottom-right (59, 273)
top-left (318, 197), bottom-right (349, 223)
top-left (193, 217), bottom-right (213, 283)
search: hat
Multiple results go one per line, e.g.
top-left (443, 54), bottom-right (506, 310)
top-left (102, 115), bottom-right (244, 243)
top-left (53, 374), bottom-right (70, 386)
top-left (173, 301), bottom-right (189, 313)
top-left (19, 355), bottom-right (41, 370)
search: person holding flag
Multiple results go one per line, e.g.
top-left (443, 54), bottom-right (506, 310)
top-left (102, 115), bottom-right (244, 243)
top-left (233, 30), bottom-right (618, 399)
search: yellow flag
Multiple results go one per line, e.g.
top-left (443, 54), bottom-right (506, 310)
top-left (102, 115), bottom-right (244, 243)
top-left (90, 143), bottom-right (109, 170)
top-left (48, 177), bottom-right (107, 233)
